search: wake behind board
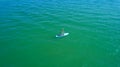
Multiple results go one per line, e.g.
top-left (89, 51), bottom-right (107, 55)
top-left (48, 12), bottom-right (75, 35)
top-left (56, 33), bottom-right (69, 38)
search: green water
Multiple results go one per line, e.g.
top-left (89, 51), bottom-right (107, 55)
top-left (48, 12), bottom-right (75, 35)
top-left (0, 0), bottom-right (120, 67)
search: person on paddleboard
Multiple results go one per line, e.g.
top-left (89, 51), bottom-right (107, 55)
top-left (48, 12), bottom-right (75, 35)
top-left (56, 28), bottom-right (69, 37)
top-left (61, 28), bottom-right (64, 36)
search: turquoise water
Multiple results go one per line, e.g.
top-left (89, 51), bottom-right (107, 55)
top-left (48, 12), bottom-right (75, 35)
top-left (0, 0), bottom-right (120, 67)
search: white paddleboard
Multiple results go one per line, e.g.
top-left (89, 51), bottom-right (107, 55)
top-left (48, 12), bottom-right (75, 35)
top-left (56, 33), bottom-right (69, 38)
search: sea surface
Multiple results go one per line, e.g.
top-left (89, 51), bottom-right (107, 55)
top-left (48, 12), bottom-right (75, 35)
top-left (0, 0), bottom-right (120, 67)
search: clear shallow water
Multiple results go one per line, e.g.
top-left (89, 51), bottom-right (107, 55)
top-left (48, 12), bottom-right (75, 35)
top-left (0, 0), bottom-right (120, 67)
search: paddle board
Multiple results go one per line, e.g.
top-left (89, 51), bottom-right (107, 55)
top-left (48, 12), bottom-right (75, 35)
top-left (56, 33), bottom-right (69, 38)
